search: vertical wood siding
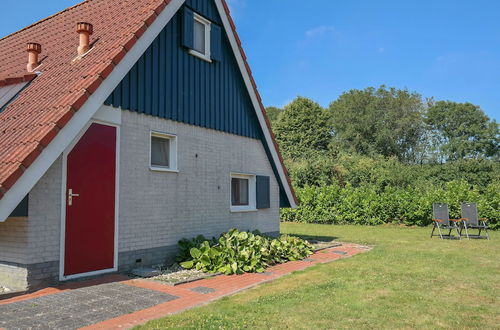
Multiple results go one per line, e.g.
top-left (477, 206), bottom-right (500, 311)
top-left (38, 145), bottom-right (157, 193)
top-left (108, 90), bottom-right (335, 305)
top-left (105, 2), bottom-right (260, 140)
top-left (105, 0), bottom-right (291, 207)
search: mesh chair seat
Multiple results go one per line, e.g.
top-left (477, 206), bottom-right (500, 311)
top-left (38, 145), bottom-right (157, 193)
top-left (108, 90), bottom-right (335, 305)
top-left (460, 203), bottom-right (490, 240)
top-left (431, 203), bottom-right (461, 240)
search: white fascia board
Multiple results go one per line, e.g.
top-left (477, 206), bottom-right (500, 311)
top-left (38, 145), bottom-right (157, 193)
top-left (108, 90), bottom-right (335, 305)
top-left (0, 0), bottom-right (187, 222)
top-left (213, 0), bottom-right (297, 208)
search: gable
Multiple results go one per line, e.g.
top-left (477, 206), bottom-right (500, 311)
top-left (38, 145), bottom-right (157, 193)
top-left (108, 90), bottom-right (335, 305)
top-left (104, 1), bottom-right (292, 207)
top-left (105, 1), bottom-right (260, 140)
top-left (0, 0), bottom-right (295, 222)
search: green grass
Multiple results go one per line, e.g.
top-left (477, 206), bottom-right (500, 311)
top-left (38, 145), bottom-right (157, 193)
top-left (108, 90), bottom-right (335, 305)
top-left (137, 224), bottom-right (500, 329)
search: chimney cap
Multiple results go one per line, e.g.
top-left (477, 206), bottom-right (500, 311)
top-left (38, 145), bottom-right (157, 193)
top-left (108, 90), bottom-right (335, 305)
top-left (27, 42), bottom-right (42, 53)
top-left (76, 22), bottom-right (93, 34)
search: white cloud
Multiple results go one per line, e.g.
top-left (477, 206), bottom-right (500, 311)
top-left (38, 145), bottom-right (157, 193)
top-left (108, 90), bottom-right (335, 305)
top-left (305, 25), bottom-right (340, 39)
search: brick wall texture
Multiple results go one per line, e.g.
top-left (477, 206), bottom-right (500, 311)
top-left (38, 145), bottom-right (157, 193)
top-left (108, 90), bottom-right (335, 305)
top-left (0, 109), bottom-right (281, 289)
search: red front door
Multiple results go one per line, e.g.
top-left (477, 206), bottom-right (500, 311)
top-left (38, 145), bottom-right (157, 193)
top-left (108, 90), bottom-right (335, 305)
top-left (64, 123), bottom-right (117, 276)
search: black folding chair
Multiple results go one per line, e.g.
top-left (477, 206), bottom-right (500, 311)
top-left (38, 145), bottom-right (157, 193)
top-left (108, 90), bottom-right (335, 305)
top-left (431, 203), bottom-right (461, 240)
top-left (460, 203), bottom-right (490, 240)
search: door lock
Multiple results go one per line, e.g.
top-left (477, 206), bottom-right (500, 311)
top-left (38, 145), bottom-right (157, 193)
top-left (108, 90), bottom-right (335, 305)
top-left (68, 189), bottom-right (80, 206)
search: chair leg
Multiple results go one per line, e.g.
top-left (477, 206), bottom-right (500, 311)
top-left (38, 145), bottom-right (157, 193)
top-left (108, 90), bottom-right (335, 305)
top-left (430, 224), bottom-right (435, 238)
top-left (483, 221), bottom-right (490, 240)
top-left (463, 223), bottom-right (470, 240)
top-left (455, 223), bottom-right (461, 240)
top-left (437, 224), bottom-right (444, 239)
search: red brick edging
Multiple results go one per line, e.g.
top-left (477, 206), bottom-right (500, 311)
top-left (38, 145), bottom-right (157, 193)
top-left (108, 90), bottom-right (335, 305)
top-left (85, 243), bottom-right (370, 329)
top-left (0, 243), bottom-right (370, 329)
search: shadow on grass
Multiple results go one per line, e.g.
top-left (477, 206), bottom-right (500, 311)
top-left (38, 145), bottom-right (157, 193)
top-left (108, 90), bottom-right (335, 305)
top-left (288, 234), bottom-right (339, 242)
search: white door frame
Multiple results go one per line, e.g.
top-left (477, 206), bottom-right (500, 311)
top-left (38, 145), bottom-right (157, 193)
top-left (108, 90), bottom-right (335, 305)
top-left (59, 119), bottom-right (120, 281)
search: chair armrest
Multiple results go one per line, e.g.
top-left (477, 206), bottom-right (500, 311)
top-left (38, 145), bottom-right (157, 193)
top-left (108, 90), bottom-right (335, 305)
top-left (432, 219), bottom-right (443, 223)
top-left (461, 217), bottom-right (470, 221)
top-left (450, 219), bottom-right (464, 222)
top-left (480, 218), bottom-right (489, 222)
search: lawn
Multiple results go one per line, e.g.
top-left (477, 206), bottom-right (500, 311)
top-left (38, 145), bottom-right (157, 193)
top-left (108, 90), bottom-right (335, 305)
top-left (137, 224), bottom-right (500, 329)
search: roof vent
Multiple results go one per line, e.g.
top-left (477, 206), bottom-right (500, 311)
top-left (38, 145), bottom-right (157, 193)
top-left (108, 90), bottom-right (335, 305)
top-left (26, 43), bottom-right (42, 72)
top-left (76, 22), bottom-right (93, 56)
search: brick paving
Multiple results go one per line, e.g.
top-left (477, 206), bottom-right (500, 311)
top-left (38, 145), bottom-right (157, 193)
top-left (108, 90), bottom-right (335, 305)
top-left (0, 243), bottom-right (370, 330)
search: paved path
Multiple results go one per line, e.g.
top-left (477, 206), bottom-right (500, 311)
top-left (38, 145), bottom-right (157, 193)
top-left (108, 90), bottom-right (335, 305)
top-left (0, 243), bottom-right (370, 329)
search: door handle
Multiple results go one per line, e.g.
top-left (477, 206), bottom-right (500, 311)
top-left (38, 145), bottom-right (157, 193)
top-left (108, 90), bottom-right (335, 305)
top-left (68, 189), bottom-right (80, 206)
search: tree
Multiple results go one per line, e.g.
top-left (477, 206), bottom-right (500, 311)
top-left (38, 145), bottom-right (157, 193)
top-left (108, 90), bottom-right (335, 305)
top-left (425, 101), bottom-right (500, 161)
top-left (265, 106), bottom-right (282, 124)
top-left (328, 86), bottom-right (427, 163)
top-left (272, 97), bottom-right (332, 160)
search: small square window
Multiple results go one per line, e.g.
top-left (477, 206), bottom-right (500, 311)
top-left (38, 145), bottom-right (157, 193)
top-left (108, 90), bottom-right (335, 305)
top-left (151, 136), bottom-right (170, 168)
top-left (230, 173), bottom-right (256, 212)
top-left (189, 14), bottom-right (211, 62)
top-left (150, 132), bottom-right (177, 172)
top-left (231, 177), bottom-right (249, 206)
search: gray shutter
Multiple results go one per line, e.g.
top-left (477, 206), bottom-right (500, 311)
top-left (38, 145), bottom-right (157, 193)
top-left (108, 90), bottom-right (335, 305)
top-left (182, 7), bottom-right (194, 49)
top-left (211, 24), bottom-right (222, 61)
top-left (256, 176), bottom-right (270, 209)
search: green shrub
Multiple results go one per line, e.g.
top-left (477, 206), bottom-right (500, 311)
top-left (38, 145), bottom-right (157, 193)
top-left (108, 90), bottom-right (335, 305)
top-left (176, 235), bottom-right (217, 263)
top-left (282, 180), bottom-right (499, 229)
top-left (178, 229), bottom-right (314, 275)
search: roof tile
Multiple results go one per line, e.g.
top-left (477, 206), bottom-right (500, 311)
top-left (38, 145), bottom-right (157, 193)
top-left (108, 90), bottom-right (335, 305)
top-left (0, 0), bottom-right (297, 206)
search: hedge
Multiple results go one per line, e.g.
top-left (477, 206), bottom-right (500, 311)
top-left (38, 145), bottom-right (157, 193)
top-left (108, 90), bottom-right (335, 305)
top-left (281, 180), bottom-right (499, 230)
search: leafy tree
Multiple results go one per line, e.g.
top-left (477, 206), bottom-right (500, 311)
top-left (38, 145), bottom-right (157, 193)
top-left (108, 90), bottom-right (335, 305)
top-left (273, 97), bottom-right (332, 160)
top-left (425, 101), bottom-right (500, 161)
top-left (328, 86), bottom-right (427, 163)
top-left (265, 106), bottom-right (282, 123)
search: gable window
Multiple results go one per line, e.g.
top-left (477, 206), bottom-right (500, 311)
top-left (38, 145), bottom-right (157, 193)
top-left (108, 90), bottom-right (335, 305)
top-left (189, 14), bottom-right (211, 61)
top-left (230, 173), bottom-right (256, 212)
top-left (182, 7), bottom-right (222, 62)
top-left (150, 132), bottom-right (178, 172)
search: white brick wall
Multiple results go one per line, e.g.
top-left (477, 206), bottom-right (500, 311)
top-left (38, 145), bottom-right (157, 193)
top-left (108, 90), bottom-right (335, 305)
top-left (118, 110), bottom-right (280, 252)
top-left (0, 217), bottom-right (29, 263)
top-left (26, 157), bottom-right (62, 264)
top-left (0, 157), bottom-right (62, 265)
top-left (0, 109), bottom-right (281, 267)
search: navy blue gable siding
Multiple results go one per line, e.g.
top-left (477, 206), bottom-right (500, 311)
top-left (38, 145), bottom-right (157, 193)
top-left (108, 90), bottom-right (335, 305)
top-left (105, 2), bottom-right (260, 140)
top-left (185, 0), bottom-right (222, 24)
top-left (105, 1), bottom-right (291, 207)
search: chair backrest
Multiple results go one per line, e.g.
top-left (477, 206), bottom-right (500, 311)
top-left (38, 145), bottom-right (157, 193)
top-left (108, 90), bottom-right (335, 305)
top-left (433, 203), bottom-right (450, 225)
top-left (461, 203), bottom-right (479, 225)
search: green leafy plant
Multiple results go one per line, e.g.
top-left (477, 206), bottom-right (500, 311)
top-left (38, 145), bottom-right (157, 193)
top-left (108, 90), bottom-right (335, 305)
top-left (176, 235), bottom-right (217, 262)
top-left (178, 229), bottom-right (314, 275)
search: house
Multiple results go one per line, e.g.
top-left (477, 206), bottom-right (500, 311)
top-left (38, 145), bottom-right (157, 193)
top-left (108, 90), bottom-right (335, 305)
top-left (0, 0), bottom-right (297, 291)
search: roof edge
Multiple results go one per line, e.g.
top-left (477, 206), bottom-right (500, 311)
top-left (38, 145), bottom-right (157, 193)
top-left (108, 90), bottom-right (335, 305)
top-left (0, 0), bottom-right (183, 221)
top-left (216, 0), bottom-right (298, 207)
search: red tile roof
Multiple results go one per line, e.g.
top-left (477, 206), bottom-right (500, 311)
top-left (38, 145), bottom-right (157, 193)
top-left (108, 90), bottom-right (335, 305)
top-left (0, 0), bottom-right (170, 198)
top-left (0, 0), bottom-right (296, 205)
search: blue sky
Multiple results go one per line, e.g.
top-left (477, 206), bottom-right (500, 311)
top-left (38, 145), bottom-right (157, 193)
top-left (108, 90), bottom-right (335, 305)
top-left (1, 0), bottom-right (499, 121)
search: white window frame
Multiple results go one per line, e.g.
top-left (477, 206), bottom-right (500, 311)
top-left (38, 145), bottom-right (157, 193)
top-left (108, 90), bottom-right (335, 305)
top-left (230, 172), bottom-right (257, 213)
top-left (149, 131), bottom-right (178, 172)
top-left (189, 13), bottom-right (212, 62)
